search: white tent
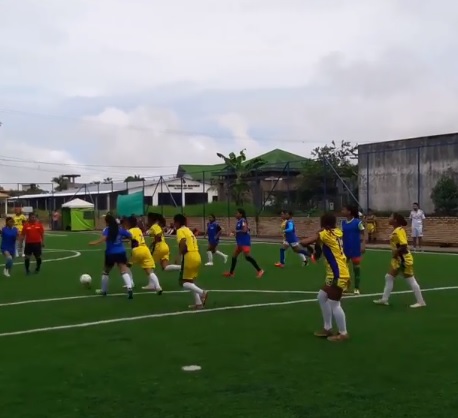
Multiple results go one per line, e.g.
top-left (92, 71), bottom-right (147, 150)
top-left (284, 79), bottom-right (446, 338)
top-left (61, 199), bottom-right (95, 231)
top-left (62, 198), bottom-right (94, 209)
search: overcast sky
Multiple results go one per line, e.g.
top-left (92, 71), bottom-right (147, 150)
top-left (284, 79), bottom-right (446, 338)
top-left (1, 0), bottom-right (458, 188)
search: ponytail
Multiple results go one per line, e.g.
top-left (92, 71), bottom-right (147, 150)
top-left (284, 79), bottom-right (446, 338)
top-left (105, 214), bottom-right (119, 243)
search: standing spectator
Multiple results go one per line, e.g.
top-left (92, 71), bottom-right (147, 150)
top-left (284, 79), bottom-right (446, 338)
top-left (409, 202), bottom-right (425, 252)
top-left (52, 210), bottom-right (60, 231)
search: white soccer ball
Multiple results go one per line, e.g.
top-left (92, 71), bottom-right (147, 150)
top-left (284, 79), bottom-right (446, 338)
top-left (80, 274), bottom-right (92, 285)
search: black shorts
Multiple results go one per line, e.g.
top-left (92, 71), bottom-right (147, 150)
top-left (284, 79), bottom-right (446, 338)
top-left (24, 243), bottom-right (42, 257)
top-left (104, 252), bottom-right (128, 268)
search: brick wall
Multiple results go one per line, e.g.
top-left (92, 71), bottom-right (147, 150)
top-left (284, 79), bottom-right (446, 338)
top-left (185, 216), bottom-right (458, 246)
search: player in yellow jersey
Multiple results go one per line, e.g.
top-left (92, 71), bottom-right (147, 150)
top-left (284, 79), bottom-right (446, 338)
top-left (13, 207), bottom-right (27, 257)
top-left (147, 213), bottom-right (181, 272)
top-left (364, 209), bottom-right (377, 243)
top-left (126, 216), bottom-right (162, 294)
top-left (373, 213), bottom-right (426, 308)
top-left (173, 214), bottom-right (208, 310)
top-left (300, 213), bottom-right (350, 342)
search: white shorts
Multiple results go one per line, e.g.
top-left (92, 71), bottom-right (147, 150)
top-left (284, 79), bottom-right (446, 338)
top-left (412, 226), bottom-right (423, 238)
top-left (283, 240), bottom-right (299, 248)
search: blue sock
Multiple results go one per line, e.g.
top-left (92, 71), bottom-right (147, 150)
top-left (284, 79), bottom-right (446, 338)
top-left (299, 249), bottom-right (309, 258)
top-left (280, 248), bottom-right (286, 264)
top-left (6, 258), bottom-right (13, 271)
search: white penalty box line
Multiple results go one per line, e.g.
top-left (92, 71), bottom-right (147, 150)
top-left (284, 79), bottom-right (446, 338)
top-left (0, 286), bottom-right (456, 338)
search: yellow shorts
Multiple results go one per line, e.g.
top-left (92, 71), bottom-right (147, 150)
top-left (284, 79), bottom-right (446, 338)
top-left (153, 243), bottom-right (170, 263)
top-left (182, 252), bottom-right (201, 281)
top-left (325, 276), bottom-right (350, 290)
top-left (367, 224), bottom-right (375, 234)
top-left (131, 247), bottom-right (155, 270)
top-left (390, 257), bottom-right (414, 277)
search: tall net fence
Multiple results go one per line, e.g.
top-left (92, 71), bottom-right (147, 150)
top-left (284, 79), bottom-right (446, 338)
top-left (2, 158), bottom-right (360, 231)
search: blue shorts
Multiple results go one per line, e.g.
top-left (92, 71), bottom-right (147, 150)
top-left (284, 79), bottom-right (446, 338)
top-left (208, 240), bottom-right (219, 246)
top-left (1, 247), bottom-right (15, 256)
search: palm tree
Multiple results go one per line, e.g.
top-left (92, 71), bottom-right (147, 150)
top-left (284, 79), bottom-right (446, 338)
top-left (103, 177), bottom-right (113, 184)
top-left (216, 149), bottom-right (266, 205)
top-left (51, 175), bottom-right (69, 192)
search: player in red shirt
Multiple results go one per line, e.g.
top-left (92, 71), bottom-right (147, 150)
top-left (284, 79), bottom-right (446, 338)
top-left (20, 213), bottom-right (44, 274)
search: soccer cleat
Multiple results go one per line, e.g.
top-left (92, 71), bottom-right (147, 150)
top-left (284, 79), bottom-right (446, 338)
top-left (310, 254), bottom-right (317, 263)
top-left (303, 259), bottom-right (309, 267)
top-left (201, 291), bottom-right (209, 307)
top-left (328, 333), bottom-right (350, 342)
top-left (205, 262), bottom-right (214, 266)
top-left (256, 270), bottom-right (264, 279)
top-left (96, 289), bottom-right (107, 296)
top-left (354, 289), bottom-right (360, 295)
top-left (223, 272), bottom-right (234, 278)
top-left (188, 304), bottom-right (203, 310)
top-left (314, 329), bottom-right (334, 338)
top-left (156, 289), bottom-right (163, 296)
top-left (410, 302), bottom-right (426, 308)
top-left (127, 289), bottom-right (133, 299)
top-left (373, 299), bottom-right (389, 306)
top-left (274, 262), bottom-right (285, 268)
top-left (3, 269), bottom-right (10, 277)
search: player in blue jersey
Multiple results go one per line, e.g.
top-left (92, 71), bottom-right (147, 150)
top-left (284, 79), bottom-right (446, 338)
top-left (1, 217), bottom-right (19, 277)
top-left (205, 214), bottom-right (228, 266)
top-left (274, 210), bottom-right (312, 268)
top-left (223, 208), bottom-right (264, 278)
top-left (89, 214), bottom-right (134, 299)
top-left (341, 205), bottom-right (365, 295)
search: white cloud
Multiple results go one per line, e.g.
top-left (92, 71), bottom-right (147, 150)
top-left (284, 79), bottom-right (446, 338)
top-left (1, 0), bottom-right (458, 187)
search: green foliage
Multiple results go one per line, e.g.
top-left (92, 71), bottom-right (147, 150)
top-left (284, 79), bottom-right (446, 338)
top-left (297, 140), bottom-right (358, 208)
top-left (124, 175), bottom-right (145, 182)
top-left (51, 176), bottom-right (69, 192)
top-left (216, 149), bottom-right (266, 205)
top-left (431, 174), bottom-right (458, 215)
top-left (24, 184), bottom-right (46, 195)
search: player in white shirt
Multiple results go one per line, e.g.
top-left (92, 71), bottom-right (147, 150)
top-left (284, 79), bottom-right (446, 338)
top-left (409, 202), bottom-right (425, 251)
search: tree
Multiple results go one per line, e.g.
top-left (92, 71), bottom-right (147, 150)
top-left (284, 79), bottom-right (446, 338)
top-left (51, 175), bottom-right (69, 192)
top-left (124, 175), bottom-right (145, 182)
top-left (216, 149), bottom-right (266, 205)
top-left (103, 177), bottom-right (113, 184)
top-left (297, 140), bottom-right (358, 208)
top-left (431, 173), bottom-right (458, 215)
top-left (24, 183), bottom-right (46, 194)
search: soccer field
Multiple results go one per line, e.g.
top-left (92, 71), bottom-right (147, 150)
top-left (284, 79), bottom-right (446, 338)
top-left (1, 232), bottom-right (457, 418)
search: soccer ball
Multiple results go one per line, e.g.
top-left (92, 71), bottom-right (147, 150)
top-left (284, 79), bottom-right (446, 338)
top-left (80, 274), bottom-right (92, 287)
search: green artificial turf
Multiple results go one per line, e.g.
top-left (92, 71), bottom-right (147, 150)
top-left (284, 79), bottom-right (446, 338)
top-left (0, 232), bottom-right (457, 418)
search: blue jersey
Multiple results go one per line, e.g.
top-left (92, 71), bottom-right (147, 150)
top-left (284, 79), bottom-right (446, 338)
top-left (341, 218), bottom-right (364, 258)
top-left (103, 227), bottom-right (131, 254)
top-left (235, 218), bottom-right (251, 246)
top-left (283, 220), bottom-right (299, 244)
top-left (1, 227), bottom-right (18, 252)
top-left (207, 221), bottom-right (221, 244)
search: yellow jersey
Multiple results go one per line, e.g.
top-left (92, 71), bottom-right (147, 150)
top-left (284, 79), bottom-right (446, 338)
top-left (390, 227), bottom-right (410, 253)
top-left (129, 227), bottom-right (146, 249)
top-left (149, 224), bottom-right (165, 243)
top-left (319, 228), bottom-right (350, 279)
top-left (177, 226), bottom-right (199, 253)
top-left (281, 220), bottom-right (287, 238)
top-left (13, 214), bottom-right (27, 232)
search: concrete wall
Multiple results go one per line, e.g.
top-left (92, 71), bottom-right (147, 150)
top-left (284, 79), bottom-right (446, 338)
top-left (358, 133), bottom-right (458, 213)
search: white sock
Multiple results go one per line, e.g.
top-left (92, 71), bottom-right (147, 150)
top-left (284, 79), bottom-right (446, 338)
top-left (127, 268), bottom-right (134, 287)
top-left (193, 292), bottom-right (202, 305)
top-left (317, 290), bottom-right (332, 330)
top-left (149, 272), bottom-right (162, 290)
top-left (207, 251), bottom-right (213, 263)
top-left (215, 250), bottom-right (227, 258)
top-left (328, 299), bottom-right (347, 335)
top-left (298, 253), bottom-right (306, 261)
top-left (164, 264), bottom-right (181, 271)
top-left (382, 274), bottom-right (394, 301)
top-left (405, 276), bottom-right (425, 304)
top-left (183, 281), bottom-right (204, 305)
top-left (101, 274), bottom-right (109, 292)
top-left (121, 273), bottom-right (132, 290)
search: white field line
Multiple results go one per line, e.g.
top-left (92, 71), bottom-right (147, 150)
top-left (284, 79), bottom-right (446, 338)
top-left (0, 286), bottom-right (456, 338)
top-left (0, 251), bottom-right (81, 267)
top-left (0, 289), bottom-right (318, 308)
